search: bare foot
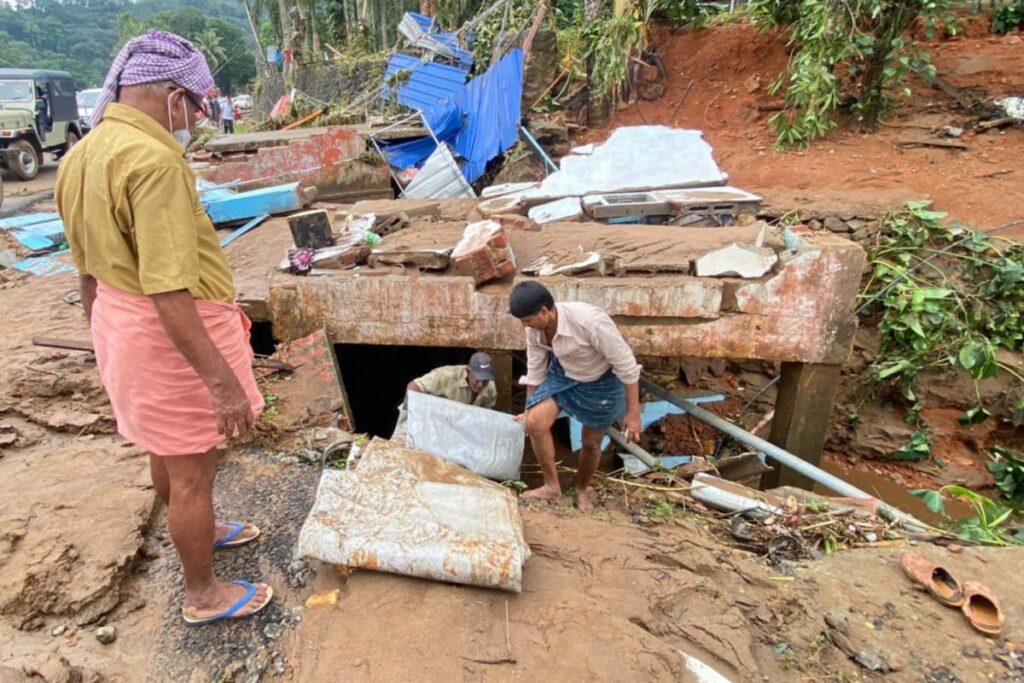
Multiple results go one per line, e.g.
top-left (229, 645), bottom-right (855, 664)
top-left (575, 487), bottom-right (596, 512)
top-left (520, 484), bottom-right (562, 501)
top-left (183, 580), bottom-right (272, 622)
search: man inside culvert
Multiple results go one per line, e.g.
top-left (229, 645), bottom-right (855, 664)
top-left (391, 352), bottom-right (498, 440)
top-left (509, 281), bottom-right (642, 511)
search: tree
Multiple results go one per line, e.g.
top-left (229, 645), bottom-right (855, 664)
top-left (194, 27), bottom-right (228, 67)
top-left (750, 0), bottom-right (952, 147)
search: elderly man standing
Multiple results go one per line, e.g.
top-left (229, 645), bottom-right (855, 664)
top-left (55, 30), bottom-right (272, 625)
top-left (510, 282), bottom-right (643, 511)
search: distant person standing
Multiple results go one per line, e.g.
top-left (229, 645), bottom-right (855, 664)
top-left (207, 88), bottom-right (221, 128)
top-left (220, 95), bottom-right (235, 134)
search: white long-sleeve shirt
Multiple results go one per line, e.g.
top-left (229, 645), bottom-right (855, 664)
top-left (521, 302), bottom-right (643, 387)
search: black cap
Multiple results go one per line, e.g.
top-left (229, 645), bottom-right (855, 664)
top-left (468, 352), bottom-right (495, 382)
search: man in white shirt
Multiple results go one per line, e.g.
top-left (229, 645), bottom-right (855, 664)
top-left (510, 281), bottom-right (642, 510)
top-left (219, 95), bottom-right (235, 133)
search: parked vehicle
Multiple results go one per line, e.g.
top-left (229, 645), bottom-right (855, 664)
top-left (76, 88), bottom-right (102, 132)
top-left (234, 94), bottom-right (253, 111)
top-left (0, 69), bottom-right (84, 181)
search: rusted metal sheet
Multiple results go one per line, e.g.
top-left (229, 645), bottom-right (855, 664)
top-left (200, 127), bottom-right (392, 203)
top-left (296, 438), bottom-right (531, 592)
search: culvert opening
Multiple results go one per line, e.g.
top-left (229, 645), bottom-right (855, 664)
top-left (334, 343), bottom-right (476, 438)
top-left (249, 320), bottom-right (277, 356)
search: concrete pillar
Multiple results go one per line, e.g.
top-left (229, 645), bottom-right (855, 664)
top-left (489, 351), bottom-right (514, 414)
top-left (761, 362), bottom-right (842, 489)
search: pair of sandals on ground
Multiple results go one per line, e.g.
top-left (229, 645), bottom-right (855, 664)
top-left (180, 521), bottom-right (272, 626)
top-left (900, 552), bottom-right (1004, 635)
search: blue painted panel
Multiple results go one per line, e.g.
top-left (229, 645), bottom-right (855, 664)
top-left (11, 232), bottom-right (55, 251)
top-left (201, 182), bottom-right (304, 224)
top-left (13, 251), bottom-right (76, 277)
top-left (381, 53), bottom-right (468, 112)
top-left (565, 396), bottom-right (725, 452)
top-left (0, 212), bottom-right (60, 229)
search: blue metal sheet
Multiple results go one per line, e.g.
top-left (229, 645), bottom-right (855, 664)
top-left (452, 48), bottom-right (524, 183)
top-left (381, 53), bottom-right (468, 112)
top-left (201, 182), bottom-right (306, 224)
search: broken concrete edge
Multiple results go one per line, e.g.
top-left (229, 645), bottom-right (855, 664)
top-left (266, 271), bottom-right (859, 365)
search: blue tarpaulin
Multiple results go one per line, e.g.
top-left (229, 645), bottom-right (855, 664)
top-left (379, 48), bottom-right (524, 184)
top-left (378, 103), bottom-right (462, 172)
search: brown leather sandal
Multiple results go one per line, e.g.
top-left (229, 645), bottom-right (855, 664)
top-left (899, 552), bottom-right (964, 607)
top-left (961, 581), bottom-right (1004, 635)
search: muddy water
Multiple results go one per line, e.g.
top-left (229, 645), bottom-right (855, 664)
top-left (818, 459), bottom-right (974, 525)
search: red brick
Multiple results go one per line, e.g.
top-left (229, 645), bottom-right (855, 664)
top-left (451, 221), bottom-right (517, 286)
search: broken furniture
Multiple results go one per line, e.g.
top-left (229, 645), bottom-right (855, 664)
top-left (297, 438), bottom-right (531, 592)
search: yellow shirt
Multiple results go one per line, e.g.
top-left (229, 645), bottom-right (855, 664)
top-left (55, 103), bottom-right (234, 302)
top-left (415, 365), bottom-right (497, 409)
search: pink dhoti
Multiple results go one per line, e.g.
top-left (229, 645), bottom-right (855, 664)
top-left (91, 281), bottom-right (264, 456)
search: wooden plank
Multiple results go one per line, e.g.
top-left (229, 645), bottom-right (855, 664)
top-left (762, 362), bottom-right (843, 489)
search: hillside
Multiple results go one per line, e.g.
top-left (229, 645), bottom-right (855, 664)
top-left (0, 0), bottom-right (255, 90)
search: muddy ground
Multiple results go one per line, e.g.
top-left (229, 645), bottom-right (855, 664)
top-left (2, 230), bottom-right (1024, 683)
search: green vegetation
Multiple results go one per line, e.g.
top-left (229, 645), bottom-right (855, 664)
top-left (859, 201), bottom-right (1024, 430)
top-left (0, 0), bottom-right (255, 91)
top-left (988, 446), bottom-right (1024, 508)
top-left (913, 485), bottom-right (1023, 546)
top-left (991, 0), bottom-right (1024, 32)
top-left (748, 0), bottom-right (954, 147)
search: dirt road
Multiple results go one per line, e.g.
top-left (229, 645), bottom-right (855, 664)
top-left (1, 159), bottom-right (59, 217)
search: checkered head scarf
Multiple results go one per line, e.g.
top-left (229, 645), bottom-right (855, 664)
top-left (90, 29), bottom-right (214, 128)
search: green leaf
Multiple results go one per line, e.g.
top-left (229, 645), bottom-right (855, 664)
top-left (912, 489), bottom-right (946, 516)
top-left (958, 406), bottom-right (991, 426)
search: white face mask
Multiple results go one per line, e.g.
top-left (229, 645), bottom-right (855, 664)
top-left (166, 92), bottom-right (192, 149)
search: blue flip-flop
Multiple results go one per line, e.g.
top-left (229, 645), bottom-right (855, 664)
top-left (182, 580), bottom-right (274, 626)
top-left (214, 521), bottom-right (260, 551)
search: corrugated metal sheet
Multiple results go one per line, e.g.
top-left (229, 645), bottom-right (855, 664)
top-left (381, 53), bottom-right (468, 112)
top-left (401, 143), bottom-right (475, 199)
top-left (398, 12), bottom-right (473, 70)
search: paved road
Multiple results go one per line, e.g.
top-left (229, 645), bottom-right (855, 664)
top-left (0, 157), bottom-right (58, 217)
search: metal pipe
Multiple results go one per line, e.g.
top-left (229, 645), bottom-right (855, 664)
top-left (606, 427), bottom-right (657, 468)
top-left (518, 126), bottom-right (559, 174)
top-left (639, 378), bottom-right (924, 528)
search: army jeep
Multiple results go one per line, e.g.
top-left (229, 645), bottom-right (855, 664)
top-left (0, 69), bottom-right (84, 181)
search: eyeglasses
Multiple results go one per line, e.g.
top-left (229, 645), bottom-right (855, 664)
top-left (166, 86), bottom-right (207, 117)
